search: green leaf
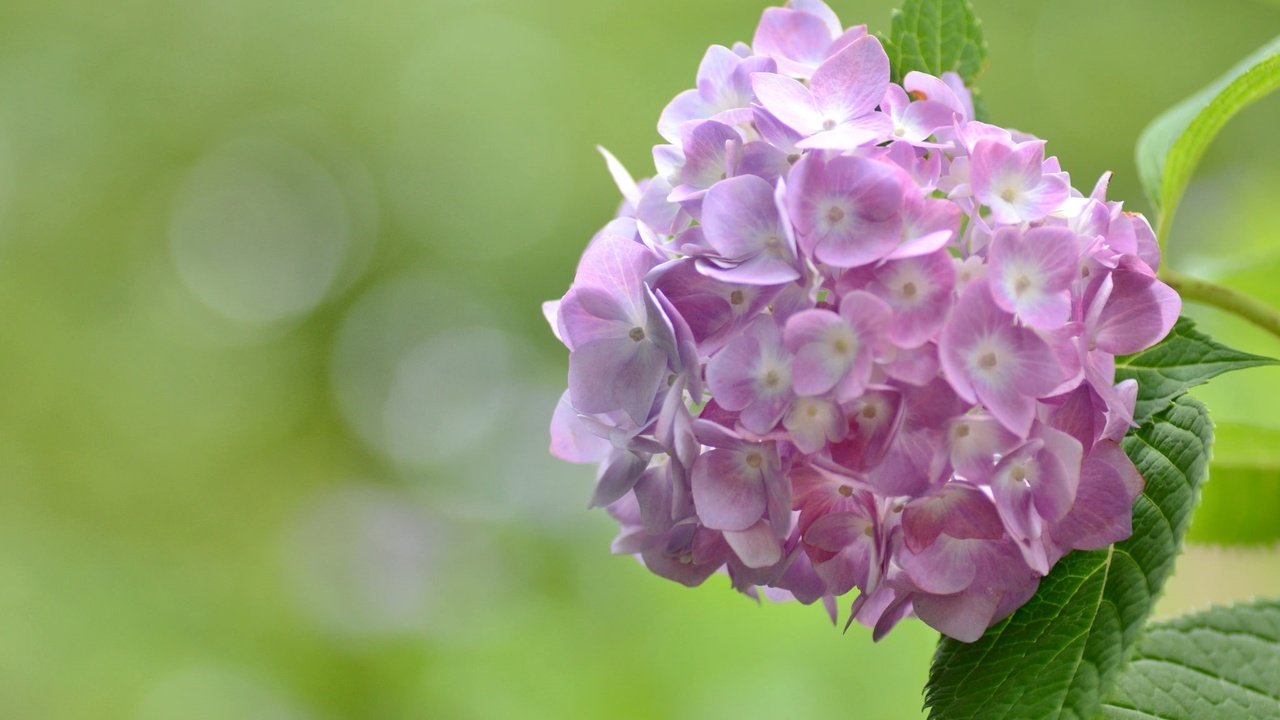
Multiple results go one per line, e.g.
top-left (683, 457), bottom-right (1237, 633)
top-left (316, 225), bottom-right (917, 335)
top-left (1135, 36), bottom-right (1280, 231)
top-left (923, 396), bottom-right (1212, 720)
top-left (883, 0), bottom-right (987, 85)
top-left (1115, 316), bottom-right (1277, 426)
top-left (1101, 598), bottom-right (1280, 719)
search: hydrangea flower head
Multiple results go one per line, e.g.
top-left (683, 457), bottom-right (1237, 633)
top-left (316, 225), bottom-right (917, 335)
top-left (546, 0), bottom-right (1177, 643)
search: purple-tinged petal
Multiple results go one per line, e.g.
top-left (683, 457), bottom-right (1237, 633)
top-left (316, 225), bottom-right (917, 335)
top-left (903, 71), bottom-right (966, 119)
top-left (751, 72), bottom-right (823, 136)
top-left (771, 550), bottom-right (830, 606)
top-left (787, 154), bottom-right (905, 268)
top-left (892, 194), bottom-right (961, 258)
top-left (805, 510), bottom-right (873, 552)
top-left (695, 45), bottom-right (745, 104)
top-left (912, 586), bottom-right (1002, 643)
top-left (881, 83), bottom-right (910, 122)
top-left (895, 99), bottom-right (956, 145)
top-left (1048, 440), bottom-right (1143, 552)
top-left (971, 139), bottom-right (1069, 224)
top-left (652, 258), bottom-right (778, 355)
top-left (639, 526), bottom-right (729, 587)
top-left (1101, 379), bottom-right (1138, 442)
top-left (809, 35), bottom-right (889, 123)
top-left (634, 176), bottom-right (690, 237)
top-left (784, 396), bottom-right (845, 453)
top-left (570, 220), bottom-right (663, 300)
top-left (597, 145), bottom-right (641, 208)
top-left (1010, 172), bottom-right (1071, 222)
top-left (691, 416), bottom-right (744, 450)
top-left (988, 226), bottom-right (1079, 329)
top-left (691, 446), bottom-right (771, 531)
top-left (656, 373), bottom-right (693, 445)
top-left (882, 343), bottom-right (941, 385)
top-left (785, 309), bottom-right (853, 396)
top-left (752, 7), bottom-right (837, 78)
top-left (885, 139), bottom-right (943, 191)
top-left (542, 299), bottom-right (564, 345)
top-left (558, 286), bottom-right (636, 349)
top-left (898, 534), bottom-right (985, 596)
top-left (902, 482), bottom-right (1004, 553)
top-left (550, 391), bottom-right (611, 463)
top-left (1043, 383), bottom-right (1106, 454)
top-left (846, 249), bottom-right (956, 348)
top-left (789, 0), bottom-right (844, 37)
top-left (724, 520), bottom-right (784, 568)
top-left (751, 105), bottom-right (805, 153)
top-left (829, 387), bottom-right (904, 471)
top-left (939, 283), bottom-right (1064, 436)
top-left (672, 121), bottom-right (741, 200)
top-left (726, 141), bottom-right (791, 184)
top-left (704, 326), bottom-right (764, 410)
top-left (590, 447), bottom-right (650, 508)
top-left (753, 447), bottom-right (791, 536)
top-left (705, 315), bottom-right (793, 434)
top-left (634, 465), bottom-right (676, 535)
top-left (568, 335), bottom-right (668, 425)
top-left (1028, 423), bottom-right (1084, 523)
top-left (1090, 258), bottom-right (1180, 354)
top-left (658, 90), bottom-right (713, 145)
top-left (848, 585), bottom-right (907, 637)
top-left (652, 289), bottom-right (702, 400)
top-left (701, 174), bottom-right (785, 261)
top-left (864, 432), bottom-right (938, 496)
top-left (948, 413), bottom-right (1019, 483)
top-left (794, 113), bottom-right (894, 150)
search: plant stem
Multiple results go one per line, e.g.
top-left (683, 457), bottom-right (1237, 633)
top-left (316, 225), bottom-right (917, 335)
top-left (1160, 268), bottom-right (1280, 341)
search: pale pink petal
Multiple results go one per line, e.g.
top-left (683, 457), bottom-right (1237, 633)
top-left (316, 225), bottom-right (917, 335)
top-left (751, 72), bottom-right (823, 136)
top-left (724, 520), bottom-right (783, 568)
top-left (810, 35), bottom-right (890, 122)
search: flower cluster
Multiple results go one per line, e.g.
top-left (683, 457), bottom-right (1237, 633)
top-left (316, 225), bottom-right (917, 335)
top-left (545, 0), bottom-right (1179, 642)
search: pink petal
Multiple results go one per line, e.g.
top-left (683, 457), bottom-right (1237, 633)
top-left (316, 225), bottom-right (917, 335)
top-left (658, 89), bottom-right (713, 145)
top-left (1092, 259), bottom-right (1181, 354)
top-left (913, 586), bottom-right (1002, 643)
top-left (568, 336), bottom-right (667, 425)
top-left (724, 520), bottom-right (783, 568)
top-left (571, 221), bottom-right (661, 301)
top-left (1049, 440), bottom-right (1143, 552)
top-left (750, 72), bottom-right (822, 136)
top-left (787, 154), bottom-right (904, 268)
top-left (751, 7), bottom-right (835, 77)
top-left (794, 112), bottom-right (893, 150)
top-left (701, 174), bottom-right (784, 260)
top-left (810, 35), bottom-right (890, 122)
top-left (549, 391), bottom-right (610, 463)
top-left (691, 447), bottom-right (767, 531)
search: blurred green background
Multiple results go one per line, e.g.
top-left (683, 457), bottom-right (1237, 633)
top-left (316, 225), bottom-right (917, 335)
top-left (0, 0), bottom-right (1278, 717)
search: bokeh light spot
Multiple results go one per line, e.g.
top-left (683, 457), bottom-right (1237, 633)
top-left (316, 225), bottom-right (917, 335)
top-left (169, 135), bottom-right (351, 324)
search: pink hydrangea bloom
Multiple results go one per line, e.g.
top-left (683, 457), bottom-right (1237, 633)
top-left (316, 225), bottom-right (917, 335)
top-left (545, 0), bottom-right (1177, 643)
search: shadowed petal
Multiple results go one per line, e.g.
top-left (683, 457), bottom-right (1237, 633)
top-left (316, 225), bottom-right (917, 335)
top-left (691, 447), bottom-right (768, 531)
top-left (724, 520), bottom-right (783, 568)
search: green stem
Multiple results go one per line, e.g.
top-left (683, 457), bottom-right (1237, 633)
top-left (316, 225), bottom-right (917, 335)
top-left (1160, 267), bottom-right (1280, 341)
